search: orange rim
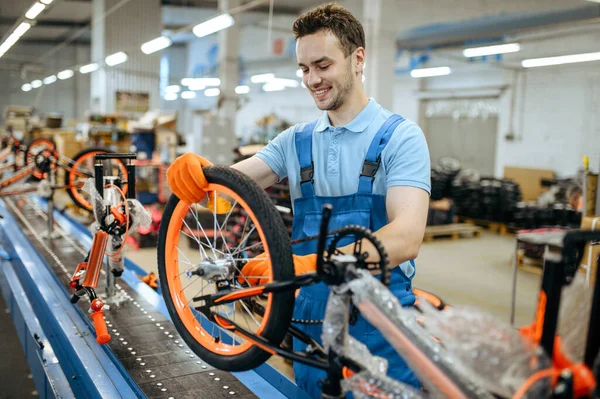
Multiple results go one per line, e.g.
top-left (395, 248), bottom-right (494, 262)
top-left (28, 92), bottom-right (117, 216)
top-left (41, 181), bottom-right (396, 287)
top-left (26, 139), bottom-right (57, 179)
top-left (68, 151), bottom-right (128, 211)
top-left (164, 183), bottom-right (274, 356)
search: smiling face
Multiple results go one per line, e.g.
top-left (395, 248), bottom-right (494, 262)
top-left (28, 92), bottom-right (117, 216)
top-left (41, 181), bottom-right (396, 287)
top-left (297, 30), bottom-right (363, 111)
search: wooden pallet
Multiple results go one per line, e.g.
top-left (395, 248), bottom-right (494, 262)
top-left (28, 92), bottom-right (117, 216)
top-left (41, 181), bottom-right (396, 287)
top-left (423, 223), bottom-right (483, 242)
top-left (459, 217), bottom-right (513, 235)
top-left (516, 253), bottom-right (543, 275)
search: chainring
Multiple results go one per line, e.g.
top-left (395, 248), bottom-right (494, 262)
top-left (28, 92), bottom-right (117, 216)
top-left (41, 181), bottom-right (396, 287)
top-left (325, 225), bottom-right (390, 287)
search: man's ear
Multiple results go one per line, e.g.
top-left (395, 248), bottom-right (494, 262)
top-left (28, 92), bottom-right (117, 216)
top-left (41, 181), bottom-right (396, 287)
top-left (355, 47), bottom-right (365, 74)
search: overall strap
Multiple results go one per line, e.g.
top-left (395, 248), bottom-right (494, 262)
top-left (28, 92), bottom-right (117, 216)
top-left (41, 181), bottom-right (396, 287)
top-left (295, 120), bottom-right (318, 197)
top-left (357, 114), bottom-right (405, 193)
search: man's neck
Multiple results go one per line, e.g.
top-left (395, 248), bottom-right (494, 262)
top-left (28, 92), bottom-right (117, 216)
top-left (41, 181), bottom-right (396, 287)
top-left (327, 90), bottom-right (369, 127)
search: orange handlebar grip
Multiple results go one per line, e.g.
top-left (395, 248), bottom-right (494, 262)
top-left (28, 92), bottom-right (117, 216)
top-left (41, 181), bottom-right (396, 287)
top-left (82, 231), bottom-right (109, 288)
top-left (91, 311), bottom-right (110, 344)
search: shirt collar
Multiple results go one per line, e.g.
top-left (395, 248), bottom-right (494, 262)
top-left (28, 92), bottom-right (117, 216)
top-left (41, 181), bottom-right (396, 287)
top-left (314, 98), bottom-right (381, 133)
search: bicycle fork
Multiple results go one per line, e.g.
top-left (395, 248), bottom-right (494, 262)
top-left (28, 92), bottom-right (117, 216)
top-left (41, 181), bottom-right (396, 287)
top-left (69, 230), bottom-right (111, 344)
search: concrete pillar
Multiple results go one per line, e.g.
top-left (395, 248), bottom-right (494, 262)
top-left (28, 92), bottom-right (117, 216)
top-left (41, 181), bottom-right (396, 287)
top-left (362, 0), bottom-right (396, 110)
top-left (209, 0), bottom-right (241, 165)
top-left (90, 0), bottom-right (162, 114)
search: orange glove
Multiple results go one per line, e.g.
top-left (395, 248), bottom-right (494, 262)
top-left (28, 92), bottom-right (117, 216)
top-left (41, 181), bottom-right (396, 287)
top-left (166, 153), bottom-right (213, 205)
top-left (238, 253), bottom-right (317, 286)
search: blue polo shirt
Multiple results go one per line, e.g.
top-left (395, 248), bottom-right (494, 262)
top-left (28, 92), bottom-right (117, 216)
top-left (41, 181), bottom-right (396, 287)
top-left (256, 98), bottom-right (431, 203)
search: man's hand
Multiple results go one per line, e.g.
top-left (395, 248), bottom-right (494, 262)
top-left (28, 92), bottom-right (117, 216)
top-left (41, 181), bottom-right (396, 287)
top-left (238, 253), bottom-right (317, 286)
top-left (166, 153), bottom-right (213, 204)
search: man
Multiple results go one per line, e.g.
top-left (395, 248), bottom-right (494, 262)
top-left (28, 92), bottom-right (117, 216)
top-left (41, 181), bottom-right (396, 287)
top-left (167, 3), bottom-right (430, 397)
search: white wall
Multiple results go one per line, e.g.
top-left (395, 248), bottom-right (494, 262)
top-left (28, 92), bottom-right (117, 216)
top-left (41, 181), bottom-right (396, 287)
top-left (0, 43), bottom-right (91, 126)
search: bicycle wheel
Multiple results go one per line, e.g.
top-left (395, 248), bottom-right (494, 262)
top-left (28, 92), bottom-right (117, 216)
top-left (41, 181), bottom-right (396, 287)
top-left (25, 138), bottom-right (57, 180)
top-left (64, 147), bottom-right (128, 212)
top-left (158, 165), bottom-right (295, 371)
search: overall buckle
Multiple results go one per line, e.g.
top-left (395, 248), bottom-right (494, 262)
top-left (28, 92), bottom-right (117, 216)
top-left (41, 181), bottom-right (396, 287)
top-left (300, 163), bottom-right (314, 184)
top-left (361, 159), bottom-right (380, 178)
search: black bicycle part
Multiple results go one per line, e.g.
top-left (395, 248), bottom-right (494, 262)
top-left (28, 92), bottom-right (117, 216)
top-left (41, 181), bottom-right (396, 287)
top-left (320, 350), bottom-right (345, 399)
top-left (325, 225), bottom-right (390, 287)
top-left (537, 230), bottom-right (600, 360)
top-left (193, 273), bottom-right (318, 318)
top-left (158, 166), bottom-right (295, 372)
top-left (551, 370), bottom-right (574, 399)
top-left (211, 313), bottom-right (330, 371)
top-left (246, 298), bottom-right (327, 358)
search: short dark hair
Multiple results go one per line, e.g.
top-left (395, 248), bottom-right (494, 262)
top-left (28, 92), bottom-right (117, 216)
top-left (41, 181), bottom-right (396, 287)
top-left (292, 3), bottom-right (365, 57)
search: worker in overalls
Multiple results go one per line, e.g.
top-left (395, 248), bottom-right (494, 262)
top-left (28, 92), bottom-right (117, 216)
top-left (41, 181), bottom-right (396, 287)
top-left (166, 4), bottom-right (431, 398)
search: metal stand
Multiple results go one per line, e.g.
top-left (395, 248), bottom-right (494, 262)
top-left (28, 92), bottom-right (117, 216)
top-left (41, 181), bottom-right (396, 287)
top-left (102, 254), bottom-right (127, 307)
top-left (41, 168), bottom-right (60, 240)
top-left (101, 199), bottom-right (127, 308)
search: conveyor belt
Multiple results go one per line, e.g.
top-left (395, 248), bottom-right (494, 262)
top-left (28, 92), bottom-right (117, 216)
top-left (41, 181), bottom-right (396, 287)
top-left (4, 196), bottom-right (258, 399)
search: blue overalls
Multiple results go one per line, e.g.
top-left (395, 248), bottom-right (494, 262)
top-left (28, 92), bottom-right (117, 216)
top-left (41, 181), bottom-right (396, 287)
top-left (290, 115), bottom-right (421, 398)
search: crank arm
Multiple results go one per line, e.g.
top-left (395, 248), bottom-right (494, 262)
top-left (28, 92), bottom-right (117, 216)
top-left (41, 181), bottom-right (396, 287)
top-left (211, 313), bottom-right (330, 370)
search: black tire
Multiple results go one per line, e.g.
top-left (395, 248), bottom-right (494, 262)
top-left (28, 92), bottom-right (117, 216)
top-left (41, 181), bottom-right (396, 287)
top-left (157, 165), bottom-right (295, 371)
top-left (64, 147), bottom-right (126, 212)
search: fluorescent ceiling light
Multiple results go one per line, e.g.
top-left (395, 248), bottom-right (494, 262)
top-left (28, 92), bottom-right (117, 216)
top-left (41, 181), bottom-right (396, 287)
top-left (362, 75), bottom-right (365, 82)
top-left (164, 92), bottom-right (178, 101)
top-left (463, 43), bottom-right (520, 58)
top-left (196, 78), bottom-right (220, 86)
top-left (22, 83), bottom-right (32, 92)
top-left (57, 69), bottom-right (74, 80)
top-left (235, 85), bottom-right (249, 94)
top-left (205, 88), bottom-right (220, 97)
top-left (40, 0), bottom-right (53, 4)
top-left (272, 78), bottom-right (299, 88)
top-left (301, 81), bottom-right (306, 88)
top-left (410, 66), bottom-right (451, 78)
top-left (165, 85), bottom-right (180, 93)
top-left (296, 69), bottom-right (303, 78)
top-left (43, 75), bottom-right (57, 84)
top-left (14, 22), bottom-right (32, 37)
top-left (251, 73), bottom-right (274, 83)
top-left (522, 51), bottom-right (600, 68)
top-left (187, 83), bottom-right (206, 91)
top-left (25, 2), bottom-right (46, 19)
top-left (181, 78), bottom-right (195, 86)
top-left (193, 13), bottom-right (234, 38)
top-left (105, 51), bottom-right (128, 66)
top-left (79, 63), bottom-right (99, 74)
top-left (263, 82), bottom-right (285, 92)
top-left (31, 79), bottom-right (42, 88)
top-left (141, 36), bottom-right (172, 54)
top-left (181, 91), bottom-right (196, 99)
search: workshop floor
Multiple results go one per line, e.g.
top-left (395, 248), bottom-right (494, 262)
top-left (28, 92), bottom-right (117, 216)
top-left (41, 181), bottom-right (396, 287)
top-left (121, 230), bottom-right (541, 381)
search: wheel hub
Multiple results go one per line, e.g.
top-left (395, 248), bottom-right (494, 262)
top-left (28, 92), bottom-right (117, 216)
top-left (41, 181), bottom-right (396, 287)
top-left (187, 257), bottom-right (234, 280)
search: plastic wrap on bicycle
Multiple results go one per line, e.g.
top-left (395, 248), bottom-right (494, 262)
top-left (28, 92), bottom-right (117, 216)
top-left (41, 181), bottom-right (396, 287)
top-left (557, 272), bottom-right (594, 364)
top-left (341, 370), bottom-right (426, 399)
top-left (83, 177), bottom-right (152, 231)
top-left (322, 290), bottom-right (388, 376)
top-left (347, 270), bottom-right (551, 399)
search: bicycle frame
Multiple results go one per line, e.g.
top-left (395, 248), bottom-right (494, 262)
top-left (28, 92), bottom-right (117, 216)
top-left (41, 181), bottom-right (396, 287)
top-left (190, 205), bottom-right (600, 399)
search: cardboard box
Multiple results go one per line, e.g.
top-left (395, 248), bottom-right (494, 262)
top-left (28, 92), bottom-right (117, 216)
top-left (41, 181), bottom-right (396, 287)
top-left (504, 166), bottom-right (555, 201)
top-left (579, 216), bottom-right (600, 285)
